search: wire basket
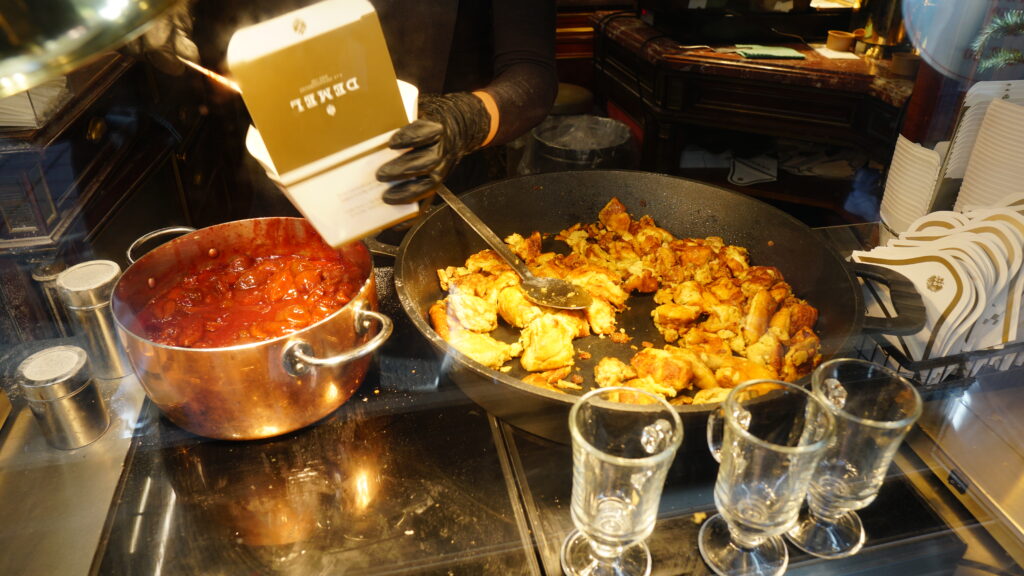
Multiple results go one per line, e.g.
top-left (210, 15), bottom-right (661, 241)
top-left (853, 333), bottom-right (1024, 398)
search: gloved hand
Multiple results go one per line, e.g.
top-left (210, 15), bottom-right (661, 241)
top-left (122, 2), bottom-right (199, 76)
top-left (376, 92), bottom-right (492, 205)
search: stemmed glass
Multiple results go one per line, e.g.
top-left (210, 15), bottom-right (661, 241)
top-left (785, 358), bottom-right (922, 559)
top-left (698, 380), bottom-right (835, 576)
top-left (561, 386), bottom-right (684, 576)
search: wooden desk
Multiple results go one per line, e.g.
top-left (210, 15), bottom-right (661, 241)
top-left (591, 12), bottom-right (913, 178)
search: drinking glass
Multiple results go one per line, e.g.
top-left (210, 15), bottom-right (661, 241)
top-left (786, 358), bottom-right (922, 559)
top-left (699, 380), bottom-right (835, 576)
top-left (561, 387), bottom-right (684, 576)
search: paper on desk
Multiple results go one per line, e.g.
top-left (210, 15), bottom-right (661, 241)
top-left (728, 155), bottom-right (777, 186)
top-left (813, 45), bottom-right (860, 60)
top-left (734, 45), bottom-right (805, 59)
top-left (680, 145), bottom-right (731, 169)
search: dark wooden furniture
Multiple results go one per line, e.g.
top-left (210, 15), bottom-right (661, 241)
top-left (590, 12), bottom-right (915, 224)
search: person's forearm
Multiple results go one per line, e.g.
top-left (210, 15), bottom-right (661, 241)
top-left (480, 0), bottom-right (558, 147)
top-left (476, 63), bottom-right (557, 146)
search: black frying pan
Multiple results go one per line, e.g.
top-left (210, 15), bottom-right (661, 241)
top-left (393, 171), bottom-right (921, 444)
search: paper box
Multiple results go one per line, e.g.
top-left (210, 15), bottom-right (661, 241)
top-left (227, 0), bottom-right (418, 248)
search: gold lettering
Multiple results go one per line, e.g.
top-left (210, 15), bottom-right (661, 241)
top-left (291, 75), bottom-right (363, 114)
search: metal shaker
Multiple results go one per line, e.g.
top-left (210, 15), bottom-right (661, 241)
top-left (55, 260), bottom-right (133, 379)
top-left (16, 345), bottom-right (110, 450)
top-left (31, 260), bottom-right (70, 337)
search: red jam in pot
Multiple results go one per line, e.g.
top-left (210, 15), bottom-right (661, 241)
top-left (137, 246), bottom-right (365, 349)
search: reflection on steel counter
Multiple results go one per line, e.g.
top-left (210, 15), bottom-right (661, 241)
top-left (96, 383), bottom-right (532, 573)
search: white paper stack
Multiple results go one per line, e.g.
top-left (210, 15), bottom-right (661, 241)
top-left (0, 77), bottom-right (68, 128)
top-left (954, 98), bottom-right (1024, 212)
top-left (878, 135), bottom-right (942, 235)
top-left (855, 193), bottom-right (1024, 381)
top-left (942, 81), bottom-right (1024, 180)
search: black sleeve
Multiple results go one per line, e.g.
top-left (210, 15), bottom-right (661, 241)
top-left (486, 0), bottom-right (558, 146)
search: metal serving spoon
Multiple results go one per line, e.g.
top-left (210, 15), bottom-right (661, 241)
top-left (435, 185), bottom-right (592, 310)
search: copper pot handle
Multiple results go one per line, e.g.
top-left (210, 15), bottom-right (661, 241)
top-left (126, 226), bottom-right (196, 264)
top-left (282, 305), bottom-right (393, 376)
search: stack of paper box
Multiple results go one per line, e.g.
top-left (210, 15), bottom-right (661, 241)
top-left (227, 0), bottom-right (418, 248)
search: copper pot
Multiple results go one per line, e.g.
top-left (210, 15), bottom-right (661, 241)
top-left (112, 217), bottom-right (391, 440)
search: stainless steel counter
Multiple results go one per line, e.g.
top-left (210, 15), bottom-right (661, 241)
top-left (0, 375), bottom-right (145, 575)
top-left (0, 243), bottom-right (1020, 576)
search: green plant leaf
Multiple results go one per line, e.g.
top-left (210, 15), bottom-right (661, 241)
top-left (978, 49), bottom-right (1024, 72)
top-left (971, 9), bottom-right (1024, 53)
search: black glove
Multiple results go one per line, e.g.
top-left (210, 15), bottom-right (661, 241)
top-left (376, 92), bottom-right (491, 205)
top-left (123, 2), bottom-right (199, 76)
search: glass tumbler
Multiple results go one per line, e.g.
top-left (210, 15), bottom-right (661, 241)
top-left (561, 386), bottom-right (684, 576)
top-left (785, 358), bottom-right (922, 559)
top-left (699, 380), bottom-right (835, 576)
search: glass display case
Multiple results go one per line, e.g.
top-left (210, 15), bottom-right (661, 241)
top-left (0, 1), bottom-right (1023, 575)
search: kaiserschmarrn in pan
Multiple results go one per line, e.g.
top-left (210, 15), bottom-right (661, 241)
top-left (428, 197), bottom-right (822, 404)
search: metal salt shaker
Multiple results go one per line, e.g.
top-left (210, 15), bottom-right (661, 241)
top-left (55, 260), bottom-right (133, 380)
top-left (16, 345), bottom-right (110, 450)
top-left (31, 260), bottom-right (70, 337)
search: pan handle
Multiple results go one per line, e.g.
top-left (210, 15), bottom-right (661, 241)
top-left (364, 237), bottom-right (399, 258)
top-left (282, 305), bottom-right (393, 377)
top-left (126, 226), bottom-right (196, 264)
top-left (851, 262), bottom-right (927, 336)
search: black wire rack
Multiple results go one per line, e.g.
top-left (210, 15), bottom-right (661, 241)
top-left (853, 333), bottom-right (1024, 398)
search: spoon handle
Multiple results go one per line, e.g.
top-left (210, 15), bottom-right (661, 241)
top-left (435, 185), bottom-right (535, 280)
